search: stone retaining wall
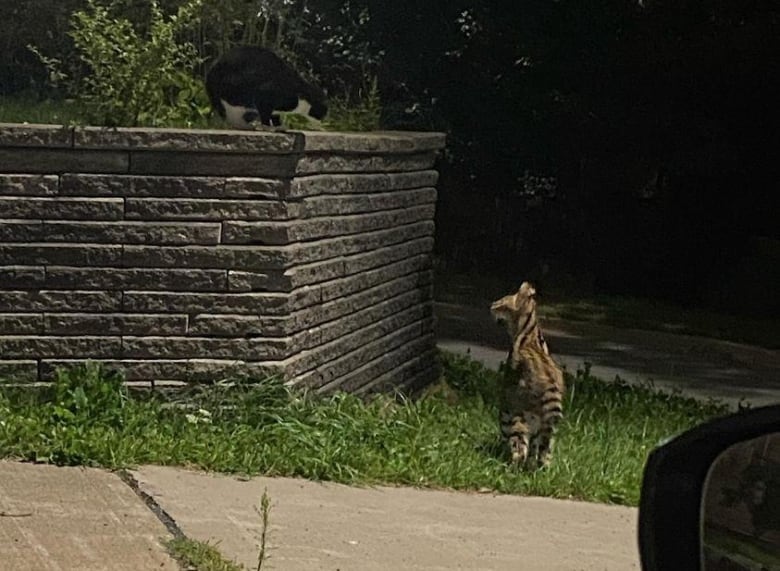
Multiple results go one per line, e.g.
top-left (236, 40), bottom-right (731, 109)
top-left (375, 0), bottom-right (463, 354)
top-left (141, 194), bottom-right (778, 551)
top-left (0, 124), bottom-right (445, 394)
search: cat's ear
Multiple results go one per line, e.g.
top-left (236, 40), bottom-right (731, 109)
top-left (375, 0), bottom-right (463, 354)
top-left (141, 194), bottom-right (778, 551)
top-left (518, 281), bottom-right (536, 298)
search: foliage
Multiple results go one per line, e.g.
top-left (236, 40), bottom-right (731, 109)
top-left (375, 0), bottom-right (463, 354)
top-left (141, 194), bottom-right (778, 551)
top-left (320, 75), bottom-right (381, 132)
top-left (5, 0), bottom-right (779, 310)
top-left (0, 353), bottom-right (728, 506)
top-left (30, 0), bottom-right (210, 127)
top-left (368, 0), bottom-right (780, 311)
top-left (0, 0), bottom-right (82, 96)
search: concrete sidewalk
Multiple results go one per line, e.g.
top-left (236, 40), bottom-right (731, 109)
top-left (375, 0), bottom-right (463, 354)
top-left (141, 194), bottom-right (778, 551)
top-left (435, 302), bottom-right (780, 408)
top-left (132, 465), bottom-right (639, 571)
top-left (0, 462), bottom-right (177, 571)
top-left (0, 460), bottom-right (639, 571)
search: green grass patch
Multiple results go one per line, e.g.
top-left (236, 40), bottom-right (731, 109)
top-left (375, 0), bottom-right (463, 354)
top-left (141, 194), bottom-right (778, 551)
top-left (0, 354), bottom-right (728, 507)
top-left (0, 95), bottom-right (381, 132)
top-left (167, 537), bottom-right (245, 571)
top-left (0, 97), bottom-right (87, 125)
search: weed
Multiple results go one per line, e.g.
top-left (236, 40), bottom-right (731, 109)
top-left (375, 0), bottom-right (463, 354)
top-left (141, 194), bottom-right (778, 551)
top-left (0, 353), bottom-right (728, 506)
top-left (255, 489), bottom-right (272, 571)
top-left (167, 537), bottom-right (245, 571)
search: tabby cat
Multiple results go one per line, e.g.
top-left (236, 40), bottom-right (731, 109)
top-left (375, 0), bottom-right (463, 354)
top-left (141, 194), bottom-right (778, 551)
top-left (490, 282), bottom-right (565, 468)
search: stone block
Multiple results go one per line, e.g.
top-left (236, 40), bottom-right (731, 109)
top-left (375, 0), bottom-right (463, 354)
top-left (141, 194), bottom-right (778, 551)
top-left (0, 174), bottom-right (59, 196)
top-left (328, 220), bottom-right (434, 260)
top-left (186, 359), bottom-right (251, 381)
top-left (224, 177), bottom-right (289, 199)
top-left (0, 336), bottom-right (122, 358)
top-left (226, 270), bottom-right (291, 293)
top-left (302, 188), bottom-right (437, 217)
top-left (0, 149), bottom-right (129, 174)
top-left (219, 222), bottom-right (290, 245)
top-left (125, 198), bottom-right (299, 221)
top-left (0, 290), bottom-right (122, 312)
top-left (129, 151), bottom-right (297, 177)
top-left (122, 245), bottom-right (292, 270)
top-left (0, 221), bottom-right (44, 242)
top-left (0, 266), bottom-right (45, 288)
top-left (61, 174), bottom-right (219, 198)
top-left (290, 171), bottom-right (439, 198)
top-left (323, 335), bottom-right (435, 394)
top-left (292, 221), bottom-right (434, 267)
top-left (354, 350), bottom-right (438, 396)
top-left (44, 313), bottom-right (188, 336)
top-left (318, 292), bottom-right (428, 344)
top-left (120, 336), bottom-right (293, 361)
top-left (295, 321), bottom-right (426, 390)
top-left (44, 267), bottom-right (227, 292)
top-left (221, 205), bottom-right (435, 245)
top-left (0, 313), bottom-right (44, 334)
top-left (296, 152), bottom-right (438, 175)
top-left (321, 263), bottom-right (434, 304)
top-left (187, 314), bottom-right (287, 337)
top-left (43, 221), bottom-right (222, 245)
top-left (301, 131), bottom-right (445, 154)
top-left (74, 126), bottom-right (302, 153)
top-left (0, 244), bottom-right (122, 266)
top-left (0, 360), bottom-right (39, 382)
top-left (342, 240), bottom-right (433, 277)
top-left (0, 123), bottom-right (73, 147)
top-left (287, 303), bottom-right (426, 378)
top-left (122, 287), bottom-right (320, 315)
top-left (0, 197), bottom-right (124, 220)
top-left (283, 258), bottom-right (345, 289)
top-left (39, 359), bottom-right (189, 381)
top-left (315, 274), bottom-right (429, 334)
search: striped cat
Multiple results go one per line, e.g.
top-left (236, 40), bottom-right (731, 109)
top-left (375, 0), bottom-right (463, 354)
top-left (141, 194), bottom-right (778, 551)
top-left (490, 282), bottom-right (565, 468)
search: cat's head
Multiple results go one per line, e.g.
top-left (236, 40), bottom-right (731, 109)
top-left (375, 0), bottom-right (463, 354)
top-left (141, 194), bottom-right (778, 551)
top-left (490, 281), bottom-right (538, 339)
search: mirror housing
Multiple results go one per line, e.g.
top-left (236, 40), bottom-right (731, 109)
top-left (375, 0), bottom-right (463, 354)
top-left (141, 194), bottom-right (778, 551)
top-left (638, 404), bottom-right (780, 571)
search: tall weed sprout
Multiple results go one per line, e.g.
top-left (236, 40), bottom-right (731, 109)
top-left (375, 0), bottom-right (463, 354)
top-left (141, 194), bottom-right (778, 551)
top-left (33, 0), bottom-right (210, 127)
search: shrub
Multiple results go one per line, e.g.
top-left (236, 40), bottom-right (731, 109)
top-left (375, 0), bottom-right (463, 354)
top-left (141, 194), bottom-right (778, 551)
top-left (31, 0), bottom-right (210, 127)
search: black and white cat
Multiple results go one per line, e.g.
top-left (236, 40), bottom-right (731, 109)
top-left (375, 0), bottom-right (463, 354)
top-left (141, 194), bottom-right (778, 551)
top-left (205, 46), bottom-right (328, 130)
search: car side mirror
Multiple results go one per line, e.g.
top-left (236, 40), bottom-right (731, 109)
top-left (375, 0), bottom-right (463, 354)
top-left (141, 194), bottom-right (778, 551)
top-left (638, 404), bottom-right (780, 571)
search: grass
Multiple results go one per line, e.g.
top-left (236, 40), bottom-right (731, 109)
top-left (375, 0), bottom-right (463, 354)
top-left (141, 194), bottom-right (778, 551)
top-left (167, 538), bottom-right (245, 571)
top-left (435, 268), bottom-right (780, 349)
top-left (164, 489), bottom-right (272, 571)
top-left (0, 353), bottom-right (729, 507)
top-left (0, 97), bottom-right (86, 125)
top-left (0, 94), bottom-right (381, 132)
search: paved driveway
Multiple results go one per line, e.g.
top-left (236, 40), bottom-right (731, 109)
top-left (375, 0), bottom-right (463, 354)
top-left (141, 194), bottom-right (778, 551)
top-left (436, 302), bottom-right (780, 408)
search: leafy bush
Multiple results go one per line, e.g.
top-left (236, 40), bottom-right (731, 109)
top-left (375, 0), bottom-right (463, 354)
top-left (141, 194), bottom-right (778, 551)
top-left (31, 0), bottom-right (210, 127)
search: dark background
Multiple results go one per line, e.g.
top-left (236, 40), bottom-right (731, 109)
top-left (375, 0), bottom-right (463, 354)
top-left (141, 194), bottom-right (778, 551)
top-left (2, 0), bottom-right (778, 316)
